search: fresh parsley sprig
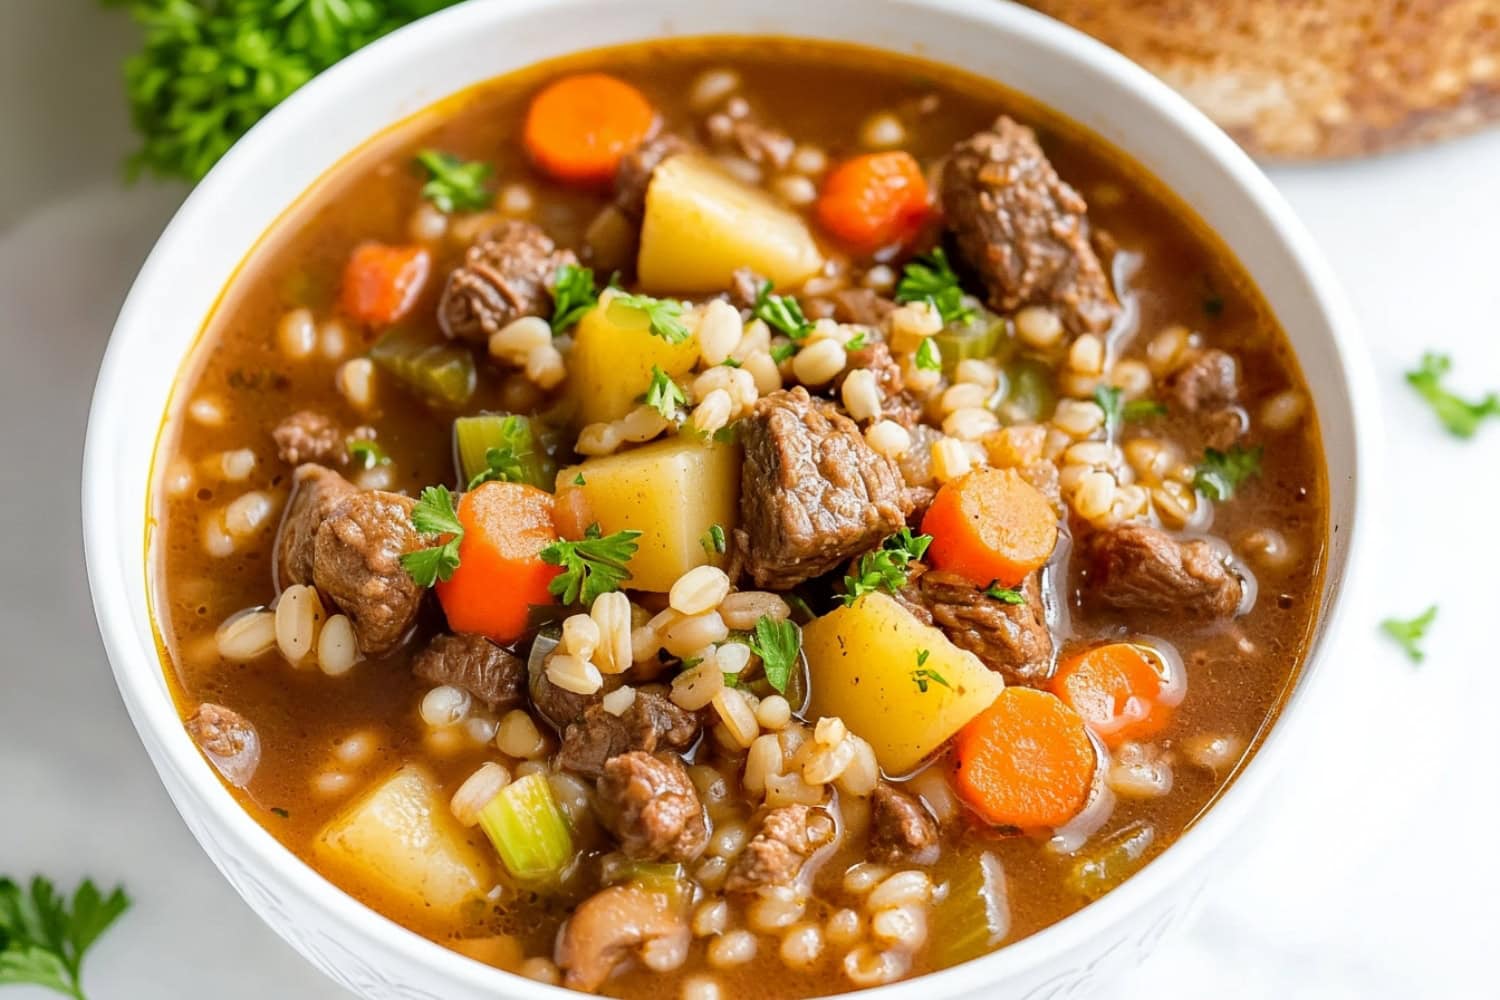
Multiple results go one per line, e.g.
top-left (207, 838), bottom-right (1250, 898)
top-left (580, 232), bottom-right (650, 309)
top-left (607, 292), bottom-right (692, 344)
top-left (551, 263), bottom-right (598, 334)
top-left (1193, 444), bottom-right (1263, 502)
top-left (399, 485), bottom-right (464, 586)
top-left (914, 337), bottom-right (942, 373)
top-left (1381, 605), bottom-right (1437, 664)
top-left (108, 0), bottom-right (463, 182)
top-left (467, 445), bottom-right (527, 490)
top-left (644, 366), bottom-right (687, 422)
top-left (895, 248), bottom-right (974, 326)
top-left (0, 876), bottom-right (130, 1000)
top-left (1405, 352), bottom-right (1500, 438)
top-left (842, 528), bottom-right (933, 606)
top-left (753, 282), bottom-right (814, 342)
top-left (748, 616), bottom-right (800, 696)
top-left (414, 149), bottom-right (492, 213)
top-left (540, 523), bottom-right (641, 606)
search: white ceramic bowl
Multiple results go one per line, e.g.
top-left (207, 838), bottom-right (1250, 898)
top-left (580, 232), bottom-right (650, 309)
top-left (83, 0), bottom-right (1379, 997)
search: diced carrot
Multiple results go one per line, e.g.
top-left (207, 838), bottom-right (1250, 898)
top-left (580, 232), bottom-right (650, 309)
top-left (1051, 642), bottom-right (1173, 746)
top-left (920, 468), bottom-right (1058, 589)
top-left (435, 482), bottom-right (560, 642)
top-left (953, 688), bottom-right (1096, 829)
top-left (524, 73), bottom-right (658, 185)
top-left (815, 151), bottom-right (930, 253)
top-left (340, 242), bottom-right (431, 325)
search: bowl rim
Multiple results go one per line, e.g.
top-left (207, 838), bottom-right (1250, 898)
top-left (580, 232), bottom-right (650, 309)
top-left (82, 0), bottom-right (1381, 997)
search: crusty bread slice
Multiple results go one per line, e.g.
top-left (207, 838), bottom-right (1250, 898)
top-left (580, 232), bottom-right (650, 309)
top-left (1026, 0), bottom-right (1500, 159)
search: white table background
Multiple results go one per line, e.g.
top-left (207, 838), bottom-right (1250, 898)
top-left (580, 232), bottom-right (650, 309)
top-left (3, 5), bottom-right (1498, 998)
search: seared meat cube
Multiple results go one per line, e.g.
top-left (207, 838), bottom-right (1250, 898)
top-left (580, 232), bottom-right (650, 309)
top-left (829, 287), bottom-right (898, 328)
top-left (312, 490), bottom-right (428, 655)
top-left (869, 783), bottom-right (940, 866)
top-left (895, 566), bottom-right (1055, 685)
top-left (615, 133), bottom-right (690, 223)
top-left (412, 633), bottom-right (525, 712)
top-left (438, 220), bottom-right (577, 342)
top-left (1167, 349), bottom-right (1240, 413)
top-left (942, 116), bottom-right (1119, 334)
top-left (271, 410), bottom-right (372, 467)
top-left (1085, 522), bottom-right (1245, 620)
top-left (738, 387), bottom-right (912, 588)
top-left (596, 751), bottom-right (708, 862)
top-left (185, 703), bottom-right (260, 789)
top-left (556, 690), bottom-right (701, 779)
top-left (556, 885), bottom-right (688, 993)
top-left (274, 464), bottom-right (357, 589)
top-left (726, 804), bottom-right (819, 893)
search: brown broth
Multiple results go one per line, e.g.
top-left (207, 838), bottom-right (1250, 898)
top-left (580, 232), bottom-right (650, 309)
top-left (149, 37), bottom-right (1325, 997)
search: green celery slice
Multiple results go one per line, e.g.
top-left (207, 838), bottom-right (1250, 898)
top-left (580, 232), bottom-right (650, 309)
top-left (453, 413), bottom-right (556, 490)
top-left (1065, 822), bottom-right (1155, 900)
top-left (997, 358), bottom-right (1055, 424)
top-left (477, 772), bottom-right (574, 885)
top-left (601, 859), bottom-right (693, 910)
top-left (369, 326), bottom-right (476, 408)
top-left (932, 308), bottom-right (1010, 372)
top-left (928, 851), bottom-right (1010, 969)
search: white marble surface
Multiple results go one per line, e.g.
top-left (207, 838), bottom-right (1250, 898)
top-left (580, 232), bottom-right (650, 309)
top-left (4, 7), bottom-right (1500, 1000)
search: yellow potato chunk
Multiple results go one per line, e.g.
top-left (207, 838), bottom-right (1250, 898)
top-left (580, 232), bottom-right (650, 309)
top-left (803, 592), bottom-right (1005, 774)
top-left (567, 303), bottom-right (700, 428)
top-left (638, 153), bottom-right (824, 294)
top-left (315, 765), bottom-right (490, 923)
top-left (556, 437), bottom-right (740, 593)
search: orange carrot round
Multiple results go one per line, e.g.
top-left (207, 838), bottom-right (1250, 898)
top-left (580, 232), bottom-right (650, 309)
top-left (954, 688), bottom-right (1096, 829)
top-left (524, 73), bottom-right (657, 185)
top-left (435, 482), bottom-right (560, 642)
top-left (340, 242), bottom-right (430, 325)
top-left (1051, 643), bottom-right (1173, 746)
top-left (815, 151), bottom-right (930, 253)
top-left (921, 468), bottom-right (1058, 588)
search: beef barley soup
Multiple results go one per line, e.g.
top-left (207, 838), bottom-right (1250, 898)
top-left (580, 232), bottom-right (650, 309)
top-left (149, 38), bottom-right (1326, 998)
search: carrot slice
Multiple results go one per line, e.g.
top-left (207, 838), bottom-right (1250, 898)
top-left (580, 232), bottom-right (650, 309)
top-left (524, 73), bottom-right (657, 185)
top-left (1051, 643), bottom-right (1172, 746)
top-left (954, 688), bottom-right (1096, 829)
top-left (340, 242), bottom-right (430, 326)
top-left (921, 468), bottom-right (1058, 588)
top-left (435, 482), bottom-right (560, 642)
top-left (815, 151), bottom-right (930, 253)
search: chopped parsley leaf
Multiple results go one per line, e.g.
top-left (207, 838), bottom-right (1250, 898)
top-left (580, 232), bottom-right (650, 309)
top-left (748, 616), bottom-right (800, 696)
top-left (607, 292), bottom-right (692, 344)
top-left (842, 528), bottom-right (933, 605)
top-left (1193, 444), bottom-right (1263, 501)
top-left (644, 365), bottom-right (687, 421)
top-left (983, 582), bottom-right (1026, 604)
top-left (347, 438), bottom-right (389, 469)
top-left (754, 281), bottom-right (814, 341)
top-left (551, 263), bottom-right (598, 334)
top-left (1405, 352), bottom-right (1500, 438)
top-left (895, 248), bottom-right (974, 326)
top-left (914, 337), bottom-right (942, 373)
top-left (414, 149), bottom-right (492, 213)
top-left (399, 486), bottom-right (465, 586)
top-left (539, 523), bottom-right (641, 606)
top-left (700, 523), bottom-right (727, 556)
top-left (1381, 605), bottom-right (1437, 664)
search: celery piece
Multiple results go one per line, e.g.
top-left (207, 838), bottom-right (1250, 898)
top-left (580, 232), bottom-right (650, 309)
top-left (601, 859), bottom-right (693, 910)
top-left (453, 413), bottom-right (556, 490)
top-left (928, 851), bottom-right (1010, 969)
top-left (477, 772), bottom-right (574, 885)
top-left (369, 326), bottom-right (476, 408)
top-left (1065, 822), bottom-right (1155, 900)
top-left (932, 308), bottom-right (1010, 372)
top-left (998, 358), bottom-right (1055, 424)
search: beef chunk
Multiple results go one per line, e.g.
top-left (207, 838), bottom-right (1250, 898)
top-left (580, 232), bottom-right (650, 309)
top-left (556, 886), bottom-right (687, 993)
top-left (942, 116), bottom-right (1118, 334)
top-left (1167, 349), bottom-right (1246, 448)
top-left (895, 566), bottom-right (1055, 685)
top-left (1167, 349), bottom-right (1240, 413)
top-left (186, 703), bottom-right (260, 788)
top-left (274, 464), bottom-right (357, 589)
top-left (840, 340), bottom-right (922, 428)
top-left (271, 410), bottom-right (372, 467)
top-left (726, 805), bottom-right (817, 893)
top-left (738, 388), bottom-right (911, 588)
top-left (870, 784), bottom-right (940, 866)
top-left (596, 751), bottom-right (708, 862)
top-left (312, 490), bottom-right (428, 655)
top-left (413, 633), bottom-right (524, 712)
top-left (615, 133), bottom-right (689, 223)
top-left (438, 220), bottom-right (577, 342)
top-left (829, 287), bottom-right (898, 328)
top-left (1085, 523), bottom-right (1244, 620)
top-left (556, 690), bottom-right (701, 779)
top-left (716, 118), bottom-right (795, 171)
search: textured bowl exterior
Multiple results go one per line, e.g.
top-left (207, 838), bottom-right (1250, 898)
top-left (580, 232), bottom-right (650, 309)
top-left (82, 1), bottom-right (1379, 998)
